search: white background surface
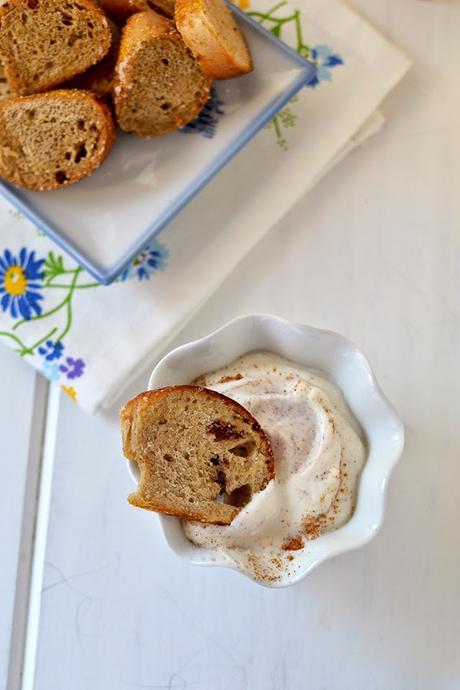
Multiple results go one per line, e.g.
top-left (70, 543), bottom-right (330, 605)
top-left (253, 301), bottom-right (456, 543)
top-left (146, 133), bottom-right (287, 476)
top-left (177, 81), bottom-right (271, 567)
top-left (2, 0), bottom-right (460, 688)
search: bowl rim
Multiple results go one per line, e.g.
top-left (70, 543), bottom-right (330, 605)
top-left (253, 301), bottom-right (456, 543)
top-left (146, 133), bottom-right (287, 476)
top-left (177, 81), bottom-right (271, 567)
top-left (128, 313), bottom-right (405, 588)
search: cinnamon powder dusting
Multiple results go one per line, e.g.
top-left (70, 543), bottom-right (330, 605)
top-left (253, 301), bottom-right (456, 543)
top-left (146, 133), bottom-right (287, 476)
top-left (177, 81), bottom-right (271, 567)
top-left (218, 373), bottom-right (243, 384)
top-left (302, 514), bottom-right (329, 540)
top-left (282, 535), bottom-right (305, 551)
top-left (244, 551), bottom-right (303, 582)
top-left (183, 351), bottom-right (367, 584)
top-left (246, 554), bottom-right (281, 583)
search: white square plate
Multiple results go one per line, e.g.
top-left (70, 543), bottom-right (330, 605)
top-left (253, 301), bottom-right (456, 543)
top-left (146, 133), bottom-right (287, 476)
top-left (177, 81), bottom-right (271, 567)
top-left (0, 7), bottom-right (315, 284)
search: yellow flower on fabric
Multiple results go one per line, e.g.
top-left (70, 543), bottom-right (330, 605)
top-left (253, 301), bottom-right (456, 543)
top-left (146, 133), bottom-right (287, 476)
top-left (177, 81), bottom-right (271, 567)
top-left (4, 265), bottom-right (27, 297)
top-left (61, 385), bottom-right (77, 402)
top-left (237, 0), bottom-right (250, 8)
top-left (0, 248), bottom-right (44, 320)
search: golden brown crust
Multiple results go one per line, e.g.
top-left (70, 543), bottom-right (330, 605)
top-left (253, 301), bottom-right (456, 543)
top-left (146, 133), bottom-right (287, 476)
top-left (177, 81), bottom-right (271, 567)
top-left (127, 491), bottom-right (238, 525)
top-left (0, 89), bottom-right (116, 191)
top-left (122, 386), bottom-right (275, 478)
top-left (0, 0), bottom-right (112, 94)
top-left (122, 385), bottom-right (275, 479)
top-left (116, 9), bottom-right (173, 66)
top-left (120, 385), bottom-right (275, 524)
top-left (0, 0), bottom-right (111, 18)
top-left (175, 0), bottom-right (252, 79)
top-left (99, 0), bottom-right (174, 21)
top-left (114, 10), bottom-right (211, 137)
top-left (147, 0), bottom-right (175, 18)
top-left (99, 0), bottom-right (143, 21)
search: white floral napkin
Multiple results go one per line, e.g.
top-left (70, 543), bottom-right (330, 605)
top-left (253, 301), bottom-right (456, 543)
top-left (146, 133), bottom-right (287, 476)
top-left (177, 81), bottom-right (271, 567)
top-left (0, 0), bottom-right (410, 412)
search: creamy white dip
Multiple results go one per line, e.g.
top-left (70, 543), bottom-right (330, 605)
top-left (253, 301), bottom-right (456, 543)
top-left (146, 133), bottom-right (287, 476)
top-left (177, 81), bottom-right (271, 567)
top-left (183, 352), bottom-right (366, 582)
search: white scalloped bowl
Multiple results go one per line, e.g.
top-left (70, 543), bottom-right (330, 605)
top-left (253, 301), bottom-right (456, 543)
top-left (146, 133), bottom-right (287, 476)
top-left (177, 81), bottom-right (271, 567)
top-left (128, 314), bottom-right (404, 587)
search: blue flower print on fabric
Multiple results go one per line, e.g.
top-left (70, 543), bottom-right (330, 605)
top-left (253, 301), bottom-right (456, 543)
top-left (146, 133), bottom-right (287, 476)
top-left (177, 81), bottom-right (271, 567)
top-left (0, 248), bottom-right (44, 320)
top-left (120, 240), bottom-right (169, 282)
top-left (38, 339), bottom-right (64, 361)
top-left (307, 45), bottom-right (344, 88)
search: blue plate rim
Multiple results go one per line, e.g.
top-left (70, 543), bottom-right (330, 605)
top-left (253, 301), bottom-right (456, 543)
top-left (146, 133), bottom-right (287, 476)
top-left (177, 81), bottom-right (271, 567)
top-left (0, 6), bottom-right (316, 285)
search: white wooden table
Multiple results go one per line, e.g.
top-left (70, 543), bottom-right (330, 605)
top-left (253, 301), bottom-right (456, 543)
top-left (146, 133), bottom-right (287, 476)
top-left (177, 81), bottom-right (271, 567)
top-left (2, 1), bottom-right (460, 688)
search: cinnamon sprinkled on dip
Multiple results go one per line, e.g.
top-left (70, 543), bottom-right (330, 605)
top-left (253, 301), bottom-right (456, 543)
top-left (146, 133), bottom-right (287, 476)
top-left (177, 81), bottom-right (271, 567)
top-left (218, 373), bottom-right (243, 384)
top-left (282, 536), bottom-right (305, 551)
top-left (185, 352), bottom-right (367, 583)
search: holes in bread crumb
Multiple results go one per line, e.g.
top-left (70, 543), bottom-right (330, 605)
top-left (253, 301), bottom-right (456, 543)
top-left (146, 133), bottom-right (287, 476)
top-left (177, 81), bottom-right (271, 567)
top-left (228, 484), bottom-right (251, 507)
top-left (77, 119), bottom-right (86, 131)
top-left (160, 102), bottom-right (171, 111)
top-left (161, 58), bottom-right (169, 66)
top-left (45, 61), bottom-right (54, 70)
top-left (68, 32), bottom-right (83, 47)
top-left (229, 441), bottom-right (255, 458)
top-left (209, 455), bottom-right (220, 467)
top-left (163, 454), bottom-right (173, 462)
top-left (21, 12), bottom-right (28, 23)
top-left (215, 469), bottom-right (226, 494)
top-left (65, 152), bottom-right (72, 160)
top-left (26, 109), bottom-right (36, 120)
top-left (55, 171), bottom-right (69, 184)
top-left (60, 12), bottom-right (74, 25)
top-left (74, 143), bottom-right (87, 164)
top-left (27, 0), bottom-right (39, 8)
